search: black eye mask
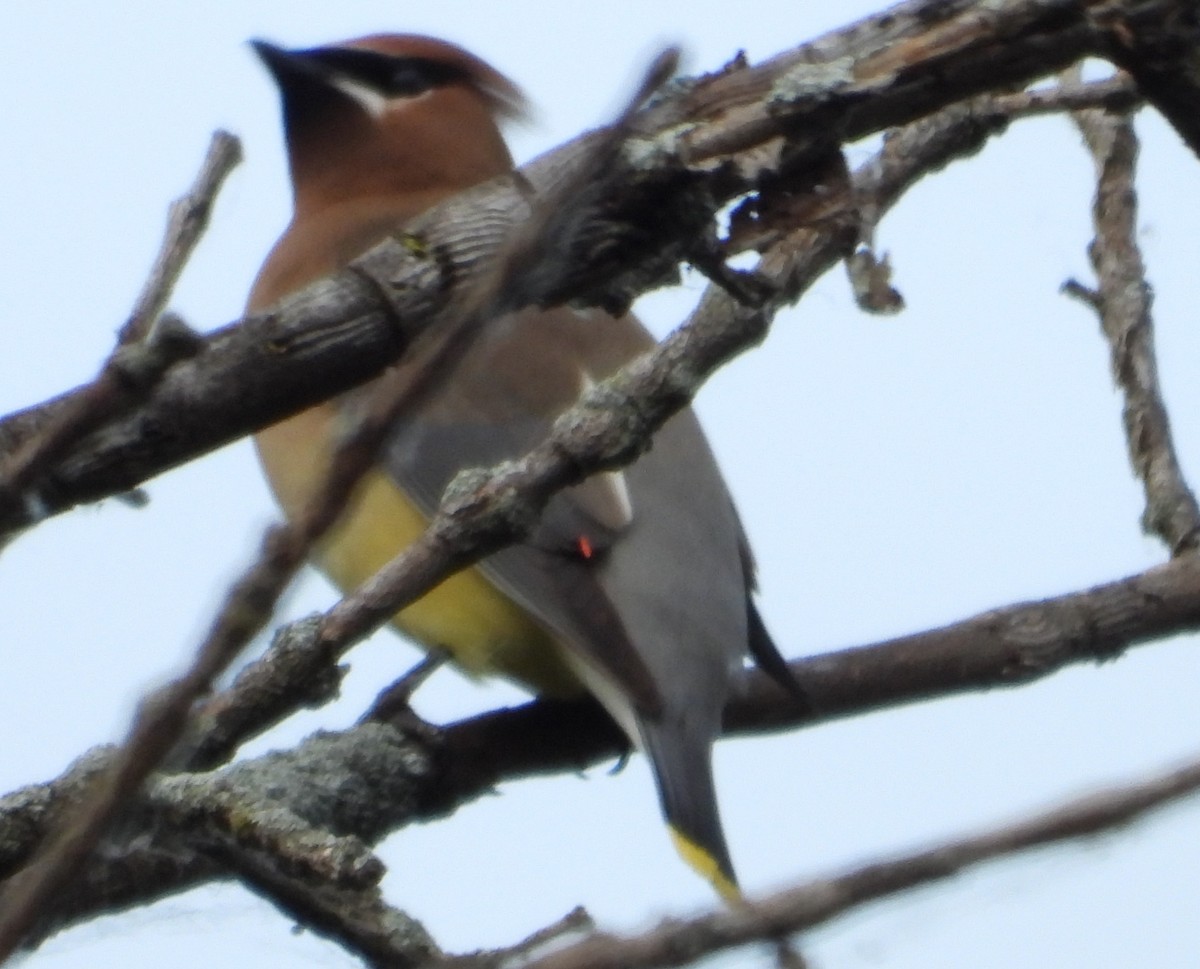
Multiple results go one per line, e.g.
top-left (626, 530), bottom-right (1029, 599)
top-left (300, 46), bottom-right (467, 97)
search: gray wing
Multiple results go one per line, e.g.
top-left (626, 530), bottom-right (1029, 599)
top-left (379, 307), bottom-right (754, 718)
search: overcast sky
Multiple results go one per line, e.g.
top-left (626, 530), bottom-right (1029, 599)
top-left (2, 2), bottom-right (1198, 967)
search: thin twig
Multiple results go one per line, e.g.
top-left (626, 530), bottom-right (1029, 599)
top-left (473, 907), bottom-right (595, 967)
top-left (181, 73), bottom-right (1149, 770)
top-left (5, 550), bottom-right (1200, 945)
top-left (0, 53), bottom-right (681, 961)
top-left (318, 46), bottom-right (682, 557)
top-left (993, 73), bottom-right (1139, 117)
top-left (0, 522), bottom-right (293, 960)
top-left (513, 754), bottom-right (1200, 969)
top-left (323, 79), bottom-right (1158, 666)
top-left (1067, 106), bottom-right (1200, 553)
top-left (206, 840), bottom-right (441, 969)
top-left (120, 131), bottom-right (243, 344)
top-left (433, 550), bottom-right (1200, 801)
top-left (0, 1), bottom-right (1192, 953)
top-left (0, 132), bottom-right (240, 532)
top-left (316, 227), bottom-right (841, 652)
top-left (0, 0), bottom-right (1142, 538)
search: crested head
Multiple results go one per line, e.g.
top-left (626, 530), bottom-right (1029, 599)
top-left (253, 34), bottom-right (527, 215)
top-left (334, 34), bottom-right (528, 121)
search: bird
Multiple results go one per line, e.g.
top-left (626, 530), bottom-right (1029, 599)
top-left (248, 33), bottom-right (797, 899)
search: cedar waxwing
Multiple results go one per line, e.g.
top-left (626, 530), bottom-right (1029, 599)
top-left (249, 34), bottom-right (794, 899)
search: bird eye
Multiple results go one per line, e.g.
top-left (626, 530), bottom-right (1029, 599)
top-left (302, 48), bottom-right (464, 101)
top-left (387, 63), bottom-right (434, 97)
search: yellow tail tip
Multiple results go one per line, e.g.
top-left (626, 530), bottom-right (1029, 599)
top-left (668, 827), bottom-right (741, 903)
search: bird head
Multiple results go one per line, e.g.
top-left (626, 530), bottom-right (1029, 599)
top-left (252, 35), bottom-right (528, 216)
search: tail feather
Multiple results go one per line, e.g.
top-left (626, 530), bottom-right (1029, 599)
top-left (640, 720), bottom-right (739, 900)
top-left (747, 599), bottom-right (809, 708)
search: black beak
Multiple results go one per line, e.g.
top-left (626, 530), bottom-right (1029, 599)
top-left (250, 39), bottom-right (330, 87)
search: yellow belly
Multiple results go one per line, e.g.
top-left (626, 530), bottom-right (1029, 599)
top-left (256, 408), bottom-right (582, 696)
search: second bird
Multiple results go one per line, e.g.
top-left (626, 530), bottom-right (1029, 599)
top-left (249, 33), bottom-right (791, 899)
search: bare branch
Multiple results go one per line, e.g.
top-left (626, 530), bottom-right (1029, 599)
top-left (483, 908), bottom-right (596, 966)
top-left (0, 0), bottom-right (1145, 539)
top-left (20, 841), bottom-right (219, 953)
top-left (439, 552), bottom-right (1200, 796)
top-left (178, 75), bottom-right (1156, 774)
top-left (0, 749), bottom-right (114, 880)
top-left (0, 54), bottom-right (683, 960)
top-left (512, 754), bottom-right (1200, 969)
top-left (318, 234), bottom-right (842, 654)
top-left (4, 550), bottom-right (1199, 946)
top-left (204, 840), bottom-right (440, 969)
top-left (119, 131), bottom-right (244, 344)
top-left (1067, 106), bottom-right (1200, 553)
top-left (178, 616), bottom-right (344, 771)
top-left (1094, 0), bottom-right (1200, 158)
top-left (995, 73), bottom-right (1139, 116)
top-left (2, 1), bottom-right (1197, 958)
top-left (0, 133), bottom-right (239, 534)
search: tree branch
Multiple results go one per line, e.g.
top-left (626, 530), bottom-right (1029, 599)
top-left (0, 0), bottom-right (1151, 539)
top-left (1065, 104), bottom-right (1200, 553)
top-left (5, 551), bottom-right (1199, 946)
top-left (2, 0), bottom-right (1196, 959)
top-left (1094, 0), bottom-right (1200, 158)
top-left (0, 132), bottom-right (239, 534)
top-left (0, 51), bottom-right (683, 962)
top-left (511, 753), bottom-right (1200, 969)
top-left (174, 74), bottom-right (1150, 776)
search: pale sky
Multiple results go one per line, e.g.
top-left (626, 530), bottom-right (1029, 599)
top-left (1, 3), bottom-right (1198, 967)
